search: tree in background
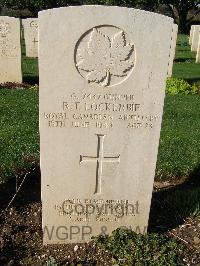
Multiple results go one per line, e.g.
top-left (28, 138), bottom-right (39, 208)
top-left (0, 0), bottom-right (199, 32)
top-left (159, 0), bottom-right (199, 33)
top-left (0, 0), bottom-right (158, 15)
top-left (0, 0), bottom-right (81, 17)
top-left (83, 0), bottom-right (159, 10)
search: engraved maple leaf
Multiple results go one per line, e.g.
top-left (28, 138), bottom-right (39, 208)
top-left (76, 28), bottom-right (134, 86)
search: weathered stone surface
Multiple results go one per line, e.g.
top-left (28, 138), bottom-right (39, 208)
top-left (0, 16), bottom-right (22, 83)
top-left (191, 25), bottom-right (200, 52)
top-left (189, 25), bottom-right (195, 45)
top-left (39, 6), bottom-right (174, 244)
top-left (22, 18), bottom-right (38, 57)
top-left (196, 35), bottom-right (200, 63)
top-left (167, 24), bottom-right (178, 77)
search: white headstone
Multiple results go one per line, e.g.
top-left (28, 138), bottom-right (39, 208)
top-left (39, 6), bottom-right (174, 244)
top-left (0, 16), bottom-right (22, 83)
top-left (23, 18), bottom-right (38, 57)
top-left (167, 24), bottom-right (178, 77)
top-left (191, 25), bottom-right (200, 51)
top-left (196, 34), bottom-right (200, 63)
top-left (189, 25), bottom-right (195, 45)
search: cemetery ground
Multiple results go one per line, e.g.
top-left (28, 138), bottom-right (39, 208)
top-left (0, 34), bottom-right (199, 265)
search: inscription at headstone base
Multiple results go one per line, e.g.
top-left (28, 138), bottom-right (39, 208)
top-left (0, 16), bottom-right (22, 83)
top-left (39, 6), bottom-right (174, 244)
top-left (23, 18), bottom-right (38, 57)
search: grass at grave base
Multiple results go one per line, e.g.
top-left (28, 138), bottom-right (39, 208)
top-left (22, 57), bottom-right (39, 85)
top-left (165, 186), bottom-right (200, 219)
top-left (0, 88), bottom-right (39, 183)
top-left (172, 34), bottom-right (200, 83)
top-left (156, 94), bottom-right (200, 180)
top-left (93, 228), bottom-right (186, 266)
top-left (150, 180), bottom-right (200, 232)
top-left (21, 38), bottom-right (39, 85)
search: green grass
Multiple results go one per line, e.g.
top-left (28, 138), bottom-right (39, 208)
top-left (165, 186), bottom-right (200, 220)
top-left (94, 228), bottom-right (185, 265)
top-left (21, 38), bottom-right (39, 85)
top-left (22, 57), bottom-right (39, 84)
top-left (156, 95), bottom-right (200, 180)
top-left (172, 34), bottom-right (200, 83)
top-left (0, 88), bottom-right (39, 182)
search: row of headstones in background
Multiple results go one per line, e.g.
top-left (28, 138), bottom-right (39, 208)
top-left (0, 16), bottom-right (22, 83)
top-left (39, 6), bottom-right (177, 244)
top-left (167, 23), bottom-right (178, 77)
top-left (22, 18), bottom-right (38, 58)
top-left (0, 12), bottom-right (177, 86)
top-left (189, 25), bottom-right (200, 63)
top-left (197, 40), bottom-right (200, 63)
top-left (0, 16), bottom-right (38, 84)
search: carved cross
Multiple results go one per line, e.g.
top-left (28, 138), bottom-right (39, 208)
top-left (32, 38), bottom-right (38, 47)
top-left (80, 134), bottom-right (120, 194)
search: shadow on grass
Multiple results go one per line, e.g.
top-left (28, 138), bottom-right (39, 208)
top-left (184, 77), bottom-right (200, 84)
top-left (22, 56), bottom-right (39, 85)
top-left (0, 163), bottom-right (200, 235)
top-left (174, 58), bottom-right (194, 63)
top-left (176, 48), bottom-right (191, 52)
top-left (0, 165), bottom-right (40, 211)
top-left (149, 164), bottom-right (200, 233)
top-left (23, 75), bottom-right (39, 85)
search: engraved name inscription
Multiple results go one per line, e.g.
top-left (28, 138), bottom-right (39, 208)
top-left (43, 91), bottom-right (160, 130)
